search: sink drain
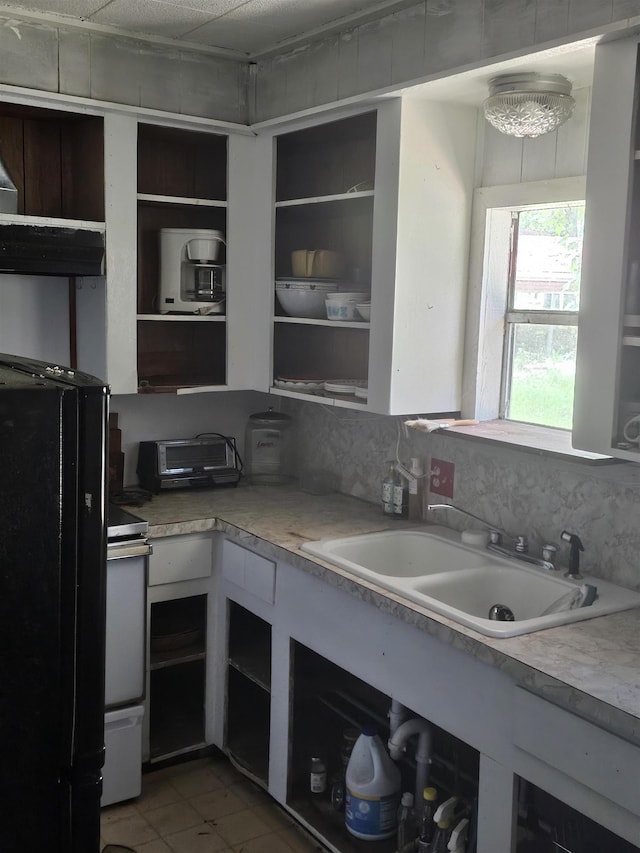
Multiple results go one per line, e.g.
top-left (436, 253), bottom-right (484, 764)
top-left (488, 603), bottom-right (515, 621)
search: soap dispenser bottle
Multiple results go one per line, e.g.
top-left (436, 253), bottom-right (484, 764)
top-left (382, 462), bottom-right (396, 517)
top-left (392, 465), bottom-right (408, 519)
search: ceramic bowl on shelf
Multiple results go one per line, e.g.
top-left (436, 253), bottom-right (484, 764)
top-left (325, 298), bottom-right (360, 321)
top-left (275, 278), bottom-right (337, 318)
top-left (356, 303), bottom-right (371, 321)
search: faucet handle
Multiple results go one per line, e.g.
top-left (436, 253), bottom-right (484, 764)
top-left (541, 543), bottom-right (557, 562)
top-left (488, 529), bottom-right (502, 545)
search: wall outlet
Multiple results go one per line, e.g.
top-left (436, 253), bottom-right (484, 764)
top-left (430, 459), bottom-right (455, 498)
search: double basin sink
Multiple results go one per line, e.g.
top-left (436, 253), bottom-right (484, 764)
top-left (301, 525), bottom-right (640, 637)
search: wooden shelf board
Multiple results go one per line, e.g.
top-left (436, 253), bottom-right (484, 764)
top-left (622, 336), bottom-right (640, 346)
top-left (275, 190), bottom-right (374, 208)
top-left (137, 313), bottom-right (226, 322)
top-left (150, 648), bottom-right (206, 671)
top-left (228, 657), bottom-right (271, 693)
top-left (274, 316), bottom-right (369, 329)
top-left (270, 387), bottom-right (368, 409)
top-left (137, 193), bottom-right (227, 208)
top-left (0, 212), bottom-right (106, 231)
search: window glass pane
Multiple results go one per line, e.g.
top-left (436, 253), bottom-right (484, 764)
top-left (506, 324), bottom-right (577, 429)
top-left (513, 205), bottom-right (584, 311)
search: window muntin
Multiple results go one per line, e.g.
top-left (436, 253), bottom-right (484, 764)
top-left (501, 204), bottom-right (584, 429)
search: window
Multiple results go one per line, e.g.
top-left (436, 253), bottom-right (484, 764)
top-left (502, 204), bottom-right (584, 429)
top-left (463, 177), bottom-right (587, 434)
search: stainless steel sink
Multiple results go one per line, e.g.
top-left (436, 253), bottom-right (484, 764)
top-left (301, 525), bottom-right (640, 637)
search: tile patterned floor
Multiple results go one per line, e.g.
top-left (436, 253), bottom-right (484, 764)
top-left (100, 755), bottom-right (327, 853)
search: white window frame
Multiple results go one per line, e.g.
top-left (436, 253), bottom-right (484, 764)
top-left (461, 176), bottom-right (587, 423)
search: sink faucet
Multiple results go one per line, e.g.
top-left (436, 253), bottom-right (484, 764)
top-left (426, 503), bottom-right (558, 571)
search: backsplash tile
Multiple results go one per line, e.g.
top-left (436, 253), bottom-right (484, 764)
top-left (284, 399), bottom-right (640, 590)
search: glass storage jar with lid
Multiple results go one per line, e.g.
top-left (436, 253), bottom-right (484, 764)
top-left (244, 408), bottom-right (292, 484)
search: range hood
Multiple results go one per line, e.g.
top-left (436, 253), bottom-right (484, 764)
top-left (0, 223), bottom-right (105, 277)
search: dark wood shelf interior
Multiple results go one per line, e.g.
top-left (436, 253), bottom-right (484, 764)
top-left (226, 665), bottom-right (270, 785)
top-left (150, 659), bottom-right (206, 760)
top-left (137, 201), bottom-right (227, 314)
top-left (228, 602), bottom-right (272, 690)
top-left (149, 596), bottom-right (207, 760)
top-left (137, 319), bottom-right (226, 391)
top-left (0, 102), bottom-right (104, 221)
top-left (138, 123), bottom-right (227, 200)
top-left (273, 323), bottom-right (369, 383)
top-left (276, 111), bottom-right (376, 202)
top-left (150, 644), bottom-right (205, 671)
top-left (275, 196), bottom-right (374, 284)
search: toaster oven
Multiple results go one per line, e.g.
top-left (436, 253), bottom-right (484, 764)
top-left (137, 436), bottom-right (240, 492)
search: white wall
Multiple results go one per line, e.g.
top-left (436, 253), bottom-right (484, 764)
top-left (254, 2), bottom-right (632, 123)
top-left (0, 273), bottom-right (71, 365)
top-left (111, 389), bottom-right (273, 487)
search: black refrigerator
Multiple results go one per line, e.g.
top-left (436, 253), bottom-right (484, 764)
top-left (0, 353), bottom-right (108, 853)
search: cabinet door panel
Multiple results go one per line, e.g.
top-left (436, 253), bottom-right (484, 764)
top-left (150, 534), bottom-right (213, 586)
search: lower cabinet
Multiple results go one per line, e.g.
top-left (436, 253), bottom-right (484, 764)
top-left (149, 594), bottom-right (207, 761)
top-left (213, 538), bottom-right (640, 853)
top-left (516, 779), bottom-right (640, 852)
top-left (225, 602), bottom-right (272, 785)
top-left (288, 642), bottom-right (479, 853)
top-left (144, 533), bottom-right (215, 764)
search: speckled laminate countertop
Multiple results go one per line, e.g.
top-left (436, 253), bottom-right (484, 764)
top-left (126, 482), bottom-right (640, 744)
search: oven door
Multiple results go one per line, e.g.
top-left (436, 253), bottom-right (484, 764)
top-left (105, 542), bottom-right (151, 708)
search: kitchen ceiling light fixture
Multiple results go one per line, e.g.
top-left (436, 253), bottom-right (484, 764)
top-left (483, 73), bottom-right (575, 139)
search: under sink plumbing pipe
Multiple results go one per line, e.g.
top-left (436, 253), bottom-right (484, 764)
top-left (389, 699), bottom-right (409, 738)
top-left (388, 715), bottom-right (433, 807)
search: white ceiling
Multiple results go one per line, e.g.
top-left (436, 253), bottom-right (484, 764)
top-left (0, 0), bottom-right (418, 58)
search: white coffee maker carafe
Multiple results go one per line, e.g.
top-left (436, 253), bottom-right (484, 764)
top-left (159, 227), bottom-right (226, 314)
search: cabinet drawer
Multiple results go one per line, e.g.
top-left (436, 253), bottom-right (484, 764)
top-left (513, 687), bottom-right (640, 816)
top-left (222, 540), bottom-right (276, 604)
top-left (149, 534), bottom-right (212, 586)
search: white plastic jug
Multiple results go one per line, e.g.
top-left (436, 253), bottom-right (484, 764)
top-left (345, 727), bottom-right (401, 841)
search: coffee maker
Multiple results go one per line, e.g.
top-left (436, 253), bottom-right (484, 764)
top-left (159, 227), bottom-right (226, 314)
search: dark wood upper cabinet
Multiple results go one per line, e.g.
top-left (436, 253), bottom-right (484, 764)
top-left (275, 111), bottom-right (377, 202)
top-left (137, 123), bottom-right (227, 201)
top-left (0, 103), bottom-right (104, 221)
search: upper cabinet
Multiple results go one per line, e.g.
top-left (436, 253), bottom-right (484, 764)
top-left (267, 97), bottom-right (477, 415)
top-left (136, 123), bottom-right (229, 392)
top-left (99, 114), bottom-right (263, 396)
top-left (0, 101), bottom-right (104, 224)
top-left (573, 37), bottom-right (640, 459)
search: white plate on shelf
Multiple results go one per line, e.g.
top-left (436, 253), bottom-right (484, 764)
top-left (324, 380), bottom-right (368, 395)
top-left (274, 378), bottom-right (326, 394)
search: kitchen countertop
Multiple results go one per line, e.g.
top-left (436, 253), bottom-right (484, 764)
top-left (128, 482), bottom-right (640, 744)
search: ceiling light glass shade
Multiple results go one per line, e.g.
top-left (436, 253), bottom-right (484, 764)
top-left (483, 73), bottom-right (575, 139)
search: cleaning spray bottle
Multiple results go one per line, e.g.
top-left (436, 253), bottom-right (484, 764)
top-left (447, 818), bottom-right (469, 853)
top-left (430, 797), bottom-right (461, 853)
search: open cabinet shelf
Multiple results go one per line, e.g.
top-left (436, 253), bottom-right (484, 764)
top-left (135, 122), bottom-right (229, 392)
top-left (0, 102), bottom-right (104, 223)
top-left (288, 642), bottom-right (480, 853)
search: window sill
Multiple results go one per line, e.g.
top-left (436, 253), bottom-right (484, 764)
top-left (439, 419), bottom-right (614, 465)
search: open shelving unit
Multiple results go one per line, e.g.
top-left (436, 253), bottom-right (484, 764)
top-left (287, 642), bottom-right (479, 853)
top-left (271, 112), bottom-right (376, 409)
top-left (225, 602), bottom-right (272, 787)
top-left (136, 123), bottom-right (229, 393)
top-left (149, 594), bottom-right (207, 762)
